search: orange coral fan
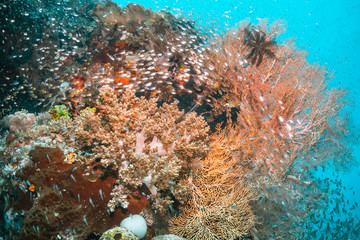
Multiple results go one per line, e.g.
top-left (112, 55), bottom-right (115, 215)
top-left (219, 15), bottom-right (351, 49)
top-left (169, 177), bottom-right (255, 240)
top-left (169, 141), bottom-right (256, 240)
top-left (169, 123), bottom-right (258, 239)
top-left (201, 21), bottom-right (351, 178)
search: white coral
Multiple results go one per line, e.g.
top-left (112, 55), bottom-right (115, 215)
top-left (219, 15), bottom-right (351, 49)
top-left (108, 184), bottom-right (130, 211)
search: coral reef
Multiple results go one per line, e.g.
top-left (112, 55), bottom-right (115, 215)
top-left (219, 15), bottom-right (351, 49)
top-left (0, 1), bottom-right (357, 240)
top-left (49, 105), bottom-right (70, 121)
top-left (0, 0), bottom-right (97, 114)
top-left (169, 17), bottom-right (353, 233)
top-left (169, 128), bottom-right (256, 240)
top-left (0, 83), bottom-right (209, 239)
top-left (92, 2), bottom-right (165, 31)
top-left (0, 0), bottom-right (208, 118)
top-left (72, 0), bottom-right (208, 110)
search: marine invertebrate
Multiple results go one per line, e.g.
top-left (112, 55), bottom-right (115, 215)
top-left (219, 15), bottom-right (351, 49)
top-left (92, 1), bottom-right (164, 30)
top-left (243, 25), bottom-right (277, 66)
top-left (75, 2), bottom-right (208, 109)
top-left (169, 126), bottom-right (256, 239)
top-left (14, 146), bottom-right (148, 240)
top-left (201, 21), bottom-right (351, 177)
top-left (169, 176), bottom-right (255, 240)
top-left (61, 86), bottom-right (210, 212)
top-left (0, 0), bottom-right (98, 115)
top-left (49, 105), bottom-right (69, 121)
top-left (192, 21), bottom-right (354, 239)
top-left (8, 110), bottom-right (36, 132)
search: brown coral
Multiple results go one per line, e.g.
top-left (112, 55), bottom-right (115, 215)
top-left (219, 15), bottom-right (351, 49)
top-left (92, 1), bottom-right (164, 30)
top-left (62, 86), bottom-right (210, 212)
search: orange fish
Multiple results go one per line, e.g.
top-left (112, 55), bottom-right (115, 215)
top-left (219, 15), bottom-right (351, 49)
top-left (124, 61), bottom-right (133, 68)
top-left (115, 41), bottom-right (126, 48)
top-left (29, 184), bottom-right (35, 192)
top-left (114, 76), bottom-right (130, 85)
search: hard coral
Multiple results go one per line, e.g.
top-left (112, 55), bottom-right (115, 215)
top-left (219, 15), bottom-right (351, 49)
top-left (59, 1), bottom-right (207, 112)
top-left (63, 86), bottom-right (210, 212)
top-left (92, 0), bottom-right (123, 29)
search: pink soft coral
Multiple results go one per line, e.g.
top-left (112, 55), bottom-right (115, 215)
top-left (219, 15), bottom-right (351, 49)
top-left (8, 111), bottom-right (35, 132)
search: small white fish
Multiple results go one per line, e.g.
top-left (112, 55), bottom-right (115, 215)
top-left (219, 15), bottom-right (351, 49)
top-left (89, 197), bottom-right (94, 207)
top-left (99, 189), bottom-right (103, 200)
top-left (19, 184), bottom-right (27, 193)
top-left (70, 174), bottom-right (76, 182)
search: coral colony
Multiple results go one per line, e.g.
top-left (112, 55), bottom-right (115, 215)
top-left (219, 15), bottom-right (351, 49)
top-left (0, 0), bottom-right (358, 239)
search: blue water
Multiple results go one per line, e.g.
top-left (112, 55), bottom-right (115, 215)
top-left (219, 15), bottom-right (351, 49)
top-left (118, 0), bottom-right (360, 232)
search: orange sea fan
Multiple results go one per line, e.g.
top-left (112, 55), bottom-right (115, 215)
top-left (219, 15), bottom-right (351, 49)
top-left (201, 20), bottom-right (351, 179)
top-left (169, 176), bottom-right (256, 240)
top-left (169, 125), bottom-right (257, 239)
